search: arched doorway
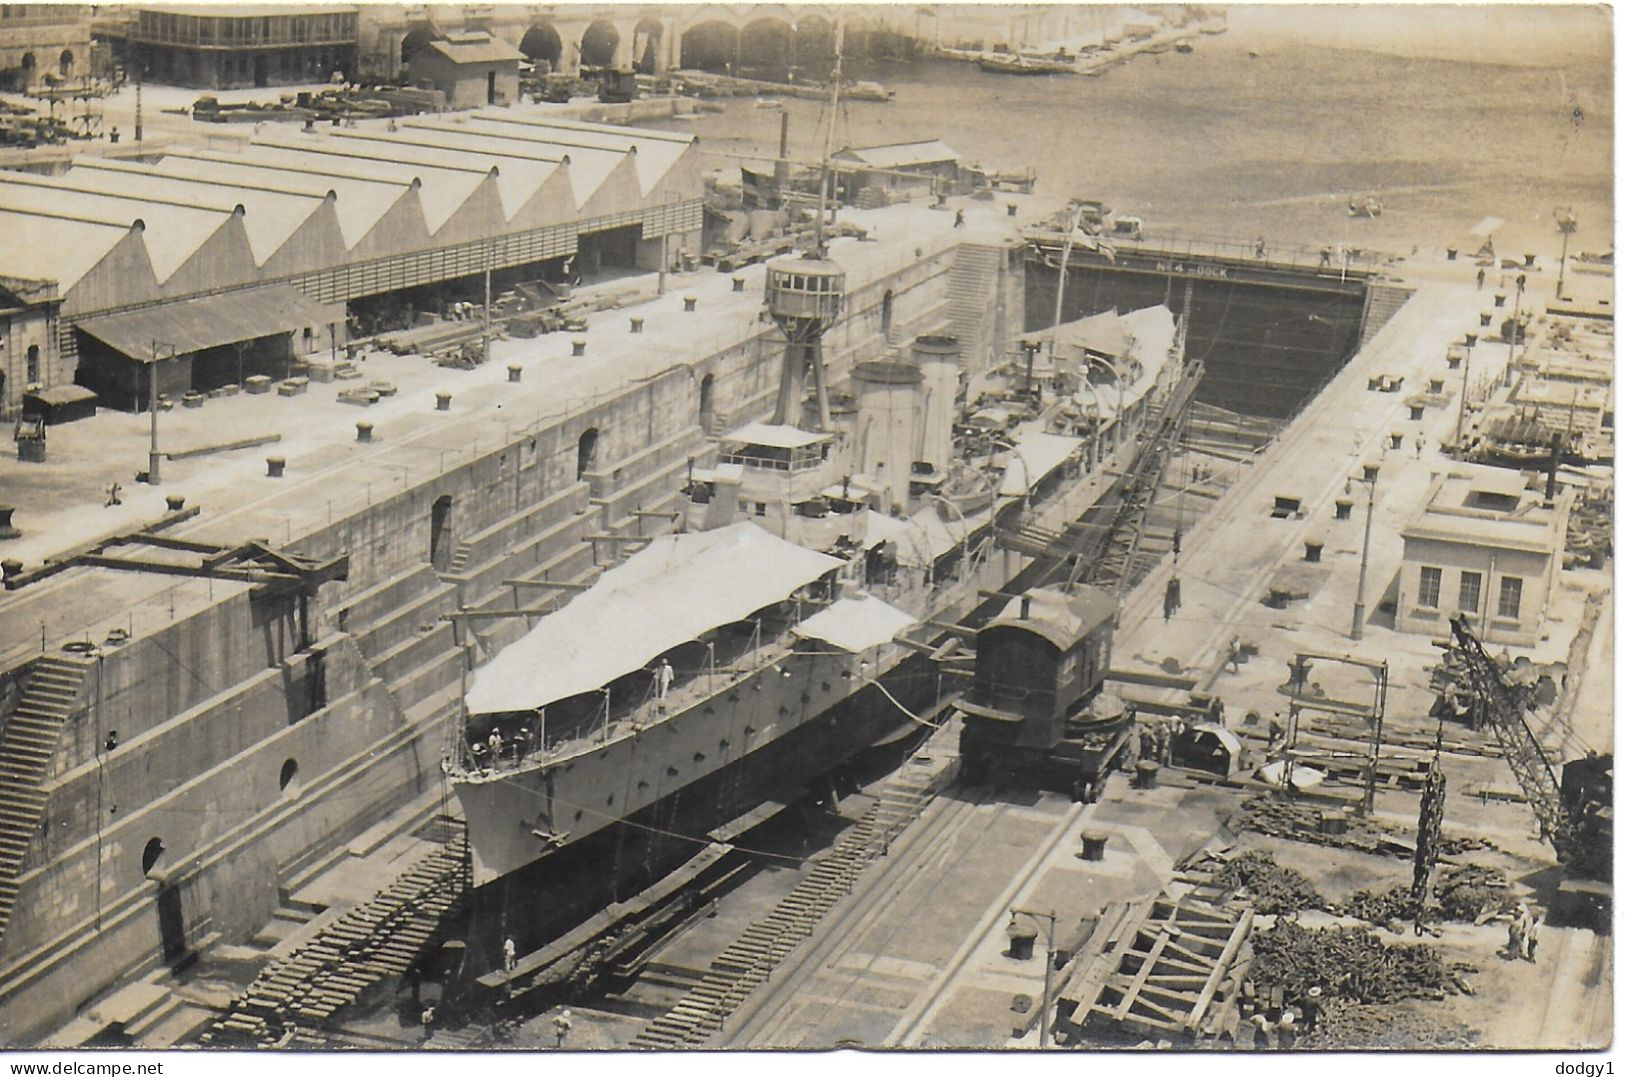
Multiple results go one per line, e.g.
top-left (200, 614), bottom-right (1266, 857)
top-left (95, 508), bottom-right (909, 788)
top-left (429, 494), bottom-right (453, 571)
top-left (58, 50), bottom-right (73, 78)
top-left (400, 25), bottom-right (435, 66)
top-left (679, 22), bottom-right (738, 73)
top-left (519, 22), bottom-right (562, 69)
top-left (632, 17), bottom-right (663, 74)
top-left (698, 373), bottom-right (715, 431)
top-left (19, 52), bottom-right (35, 86)
top-left (25, 344), bottom-right (39, 385)
top-left (576, 428), bottom-right (599, 479)
top-left (579, 20), bottom-right (619, 69)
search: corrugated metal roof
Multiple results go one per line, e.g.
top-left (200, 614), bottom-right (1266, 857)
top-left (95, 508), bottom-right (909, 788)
top-left (833, 139), bottom-right (960, 170)
top-left (78, 284), bottom-right (330, 360)
top-left (460, 112), bottom-right (692, 196)
top-left (0, 179), bottom-right (229, 283)
top-left (0, 209), bottom-right (130, 291)
top-left (66, 161), bottom-right (324, 265)
top-left (158, 151), bottom-right (415, 244)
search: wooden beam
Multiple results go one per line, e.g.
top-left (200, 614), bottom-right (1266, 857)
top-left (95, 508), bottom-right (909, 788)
top-left (1189, 909), bottom-right (1251, 1031)
top-left (630, 510), bottom-right (680, 519)
top-left (502, 578), bottom-right (590, 590)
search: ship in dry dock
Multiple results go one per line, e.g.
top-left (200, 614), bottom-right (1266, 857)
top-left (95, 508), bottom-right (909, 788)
top-left (445, 243), bottom-right (1194, 920)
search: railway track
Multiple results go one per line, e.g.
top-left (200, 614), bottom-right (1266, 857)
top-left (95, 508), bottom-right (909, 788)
top-left (625, 729), bottom-right (958, 1048)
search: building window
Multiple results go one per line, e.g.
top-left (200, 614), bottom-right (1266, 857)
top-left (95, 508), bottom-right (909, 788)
top-left (1458, 571), bottom-right (1482, 614)
top-left (1497, 576), bottom-right (1523, 620)
top-left (1417, 566), bottom-right (1442, 608)
top-left (25, 343), bottom-right (39, 384)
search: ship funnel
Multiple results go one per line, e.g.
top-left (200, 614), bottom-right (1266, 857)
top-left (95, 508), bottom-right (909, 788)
top-left (912, 334), bottom-right (960, 475)
top-left (851, 360), bottom-right (923, 513)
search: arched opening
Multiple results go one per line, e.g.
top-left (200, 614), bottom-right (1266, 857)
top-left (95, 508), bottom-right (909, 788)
top-left (632, 17), bottom-right (663, 74)
top-left (58, 50), bottom-right (73, 78)
top-left (519, 22), bottom-right (562, 69)
top-left (881, 290), bottom-right (895, 338)
top-left (576, 428), bottom-right (599, 479)
top-left (278, 758), bottom-right (300, 797)
top-left (25, 344), bottom-right (39, 384)
top-left (579, 19), bottom-right (619, 69)
top-left (698, 373), bottom-right (715, 431)
top-left (141, 837), bottom-right (166, 877)
top-left (400, 24), bottom-right (435, 65)
top-left (793, 15), bottom-right (835, 71)
top-left (739, 17), bottom-right (792, 76)
top-left (19, 52), bottom-right (35, 84)
top-left (429, 494), bottom-right (453, 571)
top-left (679, 21), bottom-right (739, 73)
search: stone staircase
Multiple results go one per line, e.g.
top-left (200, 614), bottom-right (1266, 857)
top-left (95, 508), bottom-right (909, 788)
top-left (626, 772), bottom-right (937, 1049)
top-left (945, 243), bottom-right (1007, 371)
top-left (201, 820), bottom-right (469, 1046)
top-left (0, 655), bottom-right (89, 952)
top-left (1359, 281), bottom-right (1417, 349)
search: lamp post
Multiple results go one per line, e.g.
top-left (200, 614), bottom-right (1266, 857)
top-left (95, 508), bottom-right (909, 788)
top-left (1349, 473), bottom-right (1377, 641)
top-left (1009, 906), bottom-right (1058, 1047)
top-left (1555, 208), bottom-right (1577, 301)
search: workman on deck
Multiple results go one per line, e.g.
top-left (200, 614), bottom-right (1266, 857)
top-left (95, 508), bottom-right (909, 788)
top-left (553, 1009), bottom-right (573, 1047)
top-left (503, 937), bottom-right (516, 972)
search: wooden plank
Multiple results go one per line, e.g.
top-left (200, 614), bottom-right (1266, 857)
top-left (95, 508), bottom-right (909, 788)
top-left (1189, 909), bottom-right (1252, 1031)
top-left (1113, 930), bottom-right (1172, 1022)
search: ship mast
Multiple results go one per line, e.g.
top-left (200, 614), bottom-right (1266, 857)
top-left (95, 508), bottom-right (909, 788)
top-left (812, 17), bottom-right (845, 257)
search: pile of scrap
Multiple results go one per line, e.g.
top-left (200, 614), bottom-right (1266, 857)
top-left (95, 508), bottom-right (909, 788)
top-left (1339, 864), bottom-right (1512, 929)
top-left (1225, 796), bottom-right (1495, 860)
top-left (1207, 850), bottom-right (1325, 915)
top-left (1250, 921), bottom-right (1474, 1006)
top-left (1565, 488), bottom-right (1614, 568)
top-left (1054, 894), bottom-right (1254, 1045)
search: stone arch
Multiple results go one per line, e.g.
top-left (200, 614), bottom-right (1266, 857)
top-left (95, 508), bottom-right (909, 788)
top-left (739, 16), bottom-right (793, 71)
top-left (519, 22), bottom-right (562, 68)
top-left (793, 14), bottom-right (835, 70)
top-left (19, 52), bottom-right (35, 82)
top-left (58, 49), bottom-right (73, 77)
top-left (576, 427), bottom-right (600, 479)
top-left (579, 19), bottom-right (620, 69)
top-left (400, 24), bottom-right (435, 65)
top-left (632, 16), bottom-right (664, 74)
top-left (679, 20), bottom-right (738, 72)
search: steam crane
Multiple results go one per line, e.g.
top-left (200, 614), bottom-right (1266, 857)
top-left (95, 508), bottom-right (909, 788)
top-left (1438, 613), bottom-right (1611, 885)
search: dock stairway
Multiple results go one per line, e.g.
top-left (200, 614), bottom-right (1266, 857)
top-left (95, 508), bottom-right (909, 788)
top-left (0, 654), bottom-right (89, 952)
top-left (200, 818), bottom-right (469, 1047)
top-left (945, 243), bottom-right (1007, 370)
top-left (626, 773), bottom-right (937, 1049)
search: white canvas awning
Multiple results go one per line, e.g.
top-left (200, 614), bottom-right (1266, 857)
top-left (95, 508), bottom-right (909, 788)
top-left (998, 426), bottom-right (1082, 496)
top-left (465, 522), bottom-right (842, 715)
top-left (793, 595), bottom-right (917, 653)
top-left (723, 422), bottom-right (833, 449)
top-left (859, 509), bottom-right (910, 549)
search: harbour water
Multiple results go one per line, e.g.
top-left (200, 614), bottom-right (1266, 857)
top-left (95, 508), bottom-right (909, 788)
top-left (653, 12), bottom-right (1612, 261)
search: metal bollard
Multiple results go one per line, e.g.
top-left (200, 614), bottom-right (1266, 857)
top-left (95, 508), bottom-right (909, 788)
top-left (1334, 498), bottom-right (1353, 520)
top-left (1078, 831), bottom-right (1108, 861)
top-left (1465, 333), bottom-right (1478, 347)
top-left (1410, 404), bottom-right (1425, 421)
top-left (1389, 432), bottom-right (1404, 449)
top-left (435, 392), bottom-right (452, 411)
top-left (1304, 539), bottom-right (1323, 563)
top-left (1493, 293), bottom-right (1506, 308)
top-left (1007, 203), bottom-right (1018, 217)
top-left (683, 295), bottom-right (698, 312)
top-left (266, 456), bottom-right (286, 478)
top-left (1479, 311), bottom-right (1493, 327)
top-left (629, 317), bottom-right (644, 334)
top-left (572, 338), bottom-right (587, 356)
top-left (731, 276), bottom-right (745, 293)
top-left (356, 421), bottom-right (374, 443)
top-left (164, 495), bottom-right (186, 512)
top-left (508, 364), bottom-right (523, 382)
